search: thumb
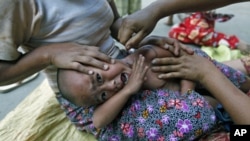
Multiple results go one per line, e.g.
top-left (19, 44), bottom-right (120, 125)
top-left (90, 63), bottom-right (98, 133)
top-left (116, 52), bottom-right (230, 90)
top-left (126, 31), bottom-right (147, 49)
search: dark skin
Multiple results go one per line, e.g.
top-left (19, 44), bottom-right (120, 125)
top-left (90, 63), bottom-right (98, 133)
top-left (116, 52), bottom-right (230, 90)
top-left (151, 46), bottom-right (250, 124)
top-left (59, 44), bottom-right (217, 128)
top-left (0, 0), bottom-right (122, 86)
top-left (118, 0), bottom-right (248, 48)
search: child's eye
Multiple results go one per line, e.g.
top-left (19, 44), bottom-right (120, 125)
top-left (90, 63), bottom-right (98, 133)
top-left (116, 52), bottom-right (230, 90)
top-left (96, 73), bottom-right (103, 83)
top-left (101, 92), bottom-right (107, 101)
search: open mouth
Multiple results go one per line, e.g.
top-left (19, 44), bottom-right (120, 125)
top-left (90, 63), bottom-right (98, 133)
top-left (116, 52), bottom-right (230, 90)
top-left (121, 72), bottom-right (129, 84)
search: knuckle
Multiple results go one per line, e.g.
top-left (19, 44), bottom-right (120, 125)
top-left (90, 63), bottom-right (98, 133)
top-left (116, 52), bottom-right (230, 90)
top-left (84, 57), bottom-right (92, 63)
top-left (72, 63), bottom-right (83, 71)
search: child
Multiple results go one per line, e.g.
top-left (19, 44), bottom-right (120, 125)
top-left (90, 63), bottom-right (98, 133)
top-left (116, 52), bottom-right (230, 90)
top-left (57, 43), bottom-right (248, 140)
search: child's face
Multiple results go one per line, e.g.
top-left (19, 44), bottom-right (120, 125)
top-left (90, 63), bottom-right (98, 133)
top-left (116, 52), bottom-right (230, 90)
top-left (67, 60), bottom-right (132, 106)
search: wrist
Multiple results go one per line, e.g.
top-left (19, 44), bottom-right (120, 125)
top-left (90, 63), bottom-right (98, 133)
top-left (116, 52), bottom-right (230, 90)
top-left (199, 66), bottom-right (220, 86)
top-left (37, 44), bottom-right (54, 66)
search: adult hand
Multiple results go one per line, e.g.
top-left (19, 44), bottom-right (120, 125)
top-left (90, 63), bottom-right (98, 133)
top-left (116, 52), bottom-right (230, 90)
top-left (45, 43), bottom-right (113, 74)
top-left (118, 9), bottom-right (158, 49)
top-left (140, 36), bottom-right (194, 56)
top-left (151, 50), bottom-right (213, 82)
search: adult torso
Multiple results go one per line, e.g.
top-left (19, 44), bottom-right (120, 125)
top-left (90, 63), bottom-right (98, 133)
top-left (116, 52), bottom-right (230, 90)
top-left (26, 0), bottom-right (114, 49)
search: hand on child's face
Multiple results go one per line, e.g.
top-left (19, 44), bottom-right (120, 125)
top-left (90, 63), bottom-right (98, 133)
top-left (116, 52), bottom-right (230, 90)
top-left (47, 43), bottom-right (113, 75)
top-left (76, 61), bottom-right (132, 106)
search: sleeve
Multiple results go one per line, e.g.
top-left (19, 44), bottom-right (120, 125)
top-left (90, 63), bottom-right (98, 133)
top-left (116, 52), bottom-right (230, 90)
top-left (0, 0), bottom-right (34, 61)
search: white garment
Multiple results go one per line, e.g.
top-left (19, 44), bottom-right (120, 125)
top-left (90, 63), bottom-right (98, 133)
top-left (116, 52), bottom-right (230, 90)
top-left (0, 0), bottom-right (116, 92)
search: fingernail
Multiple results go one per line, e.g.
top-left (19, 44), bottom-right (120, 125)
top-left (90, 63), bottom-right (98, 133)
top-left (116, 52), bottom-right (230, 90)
top-left (126, 45), bottom-right (131, 50)
top-left (164, 44), bottom-right (169, 49)
top-left (158, 75), bottom-right (163, 78)
top-left (152, 59), bottom-right (157, 64)
top-left (88, 70), bottom-right (94, 75)
top-left (103, 64), bottom-right (109, 70)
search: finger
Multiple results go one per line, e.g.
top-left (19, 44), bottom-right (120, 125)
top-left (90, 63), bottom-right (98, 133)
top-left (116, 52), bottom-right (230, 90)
top-left (158, 72), bottom-right (183, 79)
top-left (167, 43), bottom-right (194, 56)
top-left (118, 25), bottom-right (134, 45)
top-left (69, 62), bottom-right (94, 75)
top-left (151, 57), bottom-right (180, 65)
top-left (139, 35), bottom-right (166, 47)
top-left (94, 52), bottom-right (112, 63)
top-left (151, 64), bottom-right (180, 73)
top-left (167, 41), bottom-right (194, 56)
top-left (164, 38), bottom-right (182, 56)
top-left (84, 51), bottom-right (114, 64)
top-left (173, 41), bottom-right (182, 56)
top-left (75, 56), bottom-right (109, 70)
top-left (125, 30), bottom-right (147, 49)
top-left (75, 45), bottom-right (112, 63)
top-left (83, 48), bottom-right (112, 64)
top-left (164, 37), bottom-right (176, 45)
top-left (180, 44), bottom-right (194, 55)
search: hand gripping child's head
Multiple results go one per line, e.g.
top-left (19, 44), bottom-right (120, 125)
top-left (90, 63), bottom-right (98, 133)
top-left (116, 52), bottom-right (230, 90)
top-left (57, 60), bottom-right (132, 107)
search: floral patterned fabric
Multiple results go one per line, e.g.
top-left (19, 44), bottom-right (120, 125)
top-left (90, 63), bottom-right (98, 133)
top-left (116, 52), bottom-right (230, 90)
top-left (99, 89), bottom-right (217, 141)
top-left (169, 12), bottom-right (239, 49)
top-left (56, 49), bottom-right (247, 141)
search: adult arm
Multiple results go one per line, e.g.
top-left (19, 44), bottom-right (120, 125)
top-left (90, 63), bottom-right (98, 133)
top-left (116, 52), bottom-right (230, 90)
top-left (108, 0), bottom-right (122, 40)
top-left (200, 63), bottom-right (250, 124)
top-left (0, 1), bottom-right (112, 85)
top-left (0, 43), bottom-right (112, 86)
top-left (152, 52), bottom-right (250, 124)
top-left (118, 0), bottom-right (249, 48)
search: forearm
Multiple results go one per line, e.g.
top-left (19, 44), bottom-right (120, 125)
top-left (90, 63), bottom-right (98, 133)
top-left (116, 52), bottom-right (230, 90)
top-left (93, 88), bottom-right (132, 128)
top-left (110, 18), bottom-right (122, 40)
top-left (0, 46), bottom-right (50, 85)
top-left (146, 0), bottom-right (245, 21)
top-left (201, 67), bottom-right (250, 124)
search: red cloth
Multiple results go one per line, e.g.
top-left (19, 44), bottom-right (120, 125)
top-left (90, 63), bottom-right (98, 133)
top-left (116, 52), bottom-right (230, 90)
top-left (169, 12), bottom-right (239, 49)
